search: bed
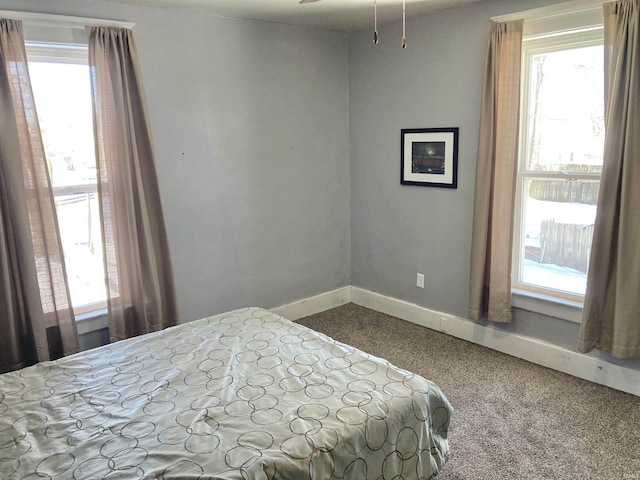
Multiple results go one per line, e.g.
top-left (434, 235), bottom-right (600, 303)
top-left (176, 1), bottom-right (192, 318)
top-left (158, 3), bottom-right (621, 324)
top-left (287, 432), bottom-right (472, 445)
top-left (0, 307), bottom-right (452, 479)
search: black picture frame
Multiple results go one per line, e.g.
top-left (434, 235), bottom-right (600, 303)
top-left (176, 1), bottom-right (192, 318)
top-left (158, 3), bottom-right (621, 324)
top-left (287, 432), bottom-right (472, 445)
top-left (401, 127), bottom-right (459, 188)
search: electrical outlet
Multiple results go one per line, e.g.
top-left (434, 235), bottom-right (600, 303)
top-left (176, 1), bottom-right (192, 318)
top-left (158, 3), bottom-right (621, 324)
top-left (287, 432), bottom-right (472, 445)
top-left (416, 273), bottom-right (424, 288)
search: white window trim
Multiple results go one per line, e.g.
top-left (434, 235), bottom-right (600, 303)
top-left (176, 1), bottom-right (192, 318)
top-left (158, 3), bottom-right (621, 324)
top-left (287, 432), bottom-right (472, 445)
top-left (0, 10), bottom-right (134, 30)
top-left (25, 42), bottom-right (88, 64)
top-left (75, 308), bottom-right (109, 335)
top-left (7, 10), bottom-right (133, 49)
top-left (512, 289), bottom-right (583, 323)
top-left (26, 41), bottom-right (108, 318)
top-left (491, 0), bottom-right (609, 23)
top-left (503, 1), bottom-right (605, 319)
top-left (8, 10), bottom-right (129, 329)
top-left (512, 26), bottom-right (604, 305)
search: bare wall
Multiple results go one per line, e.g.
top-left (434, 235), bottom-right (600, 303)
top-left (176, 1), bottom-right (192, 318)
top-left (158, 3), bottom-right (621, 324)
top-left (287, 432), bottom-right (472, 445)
top-left (0, 0), bottom-right (351, 323)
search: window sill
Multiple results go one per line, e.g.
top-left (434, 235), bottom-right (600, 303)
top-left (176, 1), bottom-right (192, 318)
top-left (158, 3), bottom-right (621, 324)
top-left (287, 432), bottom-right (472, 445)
top-left (76, 308), bottom-right (108, 335)
top-left (511, 288), bottom-right (583, 324)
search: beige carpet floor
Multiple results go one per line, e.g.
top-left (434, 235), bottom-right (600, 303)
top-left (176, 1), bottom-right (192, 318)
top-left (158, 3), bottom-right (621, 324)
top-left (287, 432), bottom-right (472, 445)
top-left (297, 303), bottom-right (640, 480)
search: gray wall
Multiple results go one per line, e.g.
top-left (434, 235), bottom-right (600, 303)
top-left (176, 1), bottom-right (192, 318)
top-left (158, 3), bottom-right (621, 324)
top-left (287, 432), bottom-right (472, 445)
top-left (348, 0), bottom-right (555, 318)
top-left (0, 0), bottom-right (351, 323)
top-left (347, 0), bottom-right (640, 370)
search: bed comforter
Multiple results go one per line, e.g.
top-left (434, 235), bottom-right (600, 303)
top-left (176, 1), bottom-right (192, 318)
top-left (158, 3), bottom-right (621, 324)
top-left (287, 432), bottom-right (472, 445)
top-left (0, 307), bottom-right (452, 479)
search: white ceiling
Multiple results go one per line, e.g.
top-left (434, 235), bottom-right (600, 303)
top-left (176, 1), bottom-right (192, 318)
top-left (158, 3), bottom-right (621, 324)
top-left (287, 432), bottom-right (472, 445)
top-left (104, 0), bottom-right (485, 32)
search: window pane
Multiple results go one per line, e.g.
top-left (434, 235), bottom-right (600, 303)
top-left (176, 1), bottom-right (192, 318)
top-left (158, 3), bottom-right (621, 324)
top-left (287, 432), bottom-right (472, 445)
top-left (28, 62), bottom-right (96, 187)
top-left (524, 45), bottom-right (604, 173)
top-left (55, 193), bottom-right (106, 307)
top-left (521, 178), bottom-right (598, 296)
top-left (29, 58), bottom-right (106, 311)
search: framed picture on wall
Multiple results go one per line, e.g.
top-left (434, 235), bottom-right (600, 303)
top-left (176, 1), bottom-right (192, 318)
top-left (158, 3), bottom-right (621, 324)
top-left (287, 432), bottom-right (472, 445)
top-left (401, 128), bottom-right (459, 188)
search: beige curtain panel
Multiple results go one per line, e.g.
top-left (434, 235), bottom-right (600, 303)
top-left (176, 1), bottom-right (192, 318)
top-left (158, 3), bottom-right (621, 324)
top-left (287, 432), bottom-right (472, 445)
top-left (88, 26), bottom-right (178, 342)
top-left (468, 20), bottom-right (523, 324)
top-left (0, 19), bottom-right (78, 373)
top-left (579, 0), bottom-right (640, 359)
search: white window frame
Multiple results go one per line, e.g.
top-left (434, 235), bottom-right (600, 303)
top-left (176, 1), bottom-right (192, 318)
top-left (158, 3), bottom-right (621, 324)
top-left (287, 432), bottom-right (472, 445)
top-left (5, 10), bottom-right (132, 330)
top-left (25, 40), bottom-right (108, 317)
top-left (487, 1), bottom-right (607, 321)
top-left (511, 18), bottom-right (604, 310)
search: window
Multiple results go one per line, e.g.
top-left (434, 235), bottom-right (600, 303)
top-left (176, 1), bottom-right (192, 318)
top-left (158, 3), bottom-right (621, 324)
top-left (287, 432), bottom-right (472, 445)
top-left (513, 25), bottom-right (604, 302)
top-left (25, 42), bottom-right (107, 315)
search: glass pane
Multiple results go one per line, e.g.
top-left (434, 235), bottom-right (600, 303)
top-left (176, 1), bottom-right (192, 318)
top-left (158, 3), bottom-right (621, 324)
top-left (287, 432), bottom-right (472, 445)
top-left (55, 193), bottom-right (106, 307)
top-left (28, 62), bottom-right (97, 187)
top-left (29, 59), bottom-right (106, 311)
top-left (521, 178), bottom-right (598, 296)
top-left (524, 45), bottom-right (604, 173)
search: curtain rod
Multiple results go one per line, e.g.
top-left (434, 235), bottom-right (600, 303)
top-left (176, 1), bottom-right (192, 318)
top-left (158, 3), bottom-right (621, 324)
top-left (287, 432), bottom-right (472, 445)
top-left (0, 10), bottom-right (135, 29)
top-left (490, 0), bottom-right (613, 22)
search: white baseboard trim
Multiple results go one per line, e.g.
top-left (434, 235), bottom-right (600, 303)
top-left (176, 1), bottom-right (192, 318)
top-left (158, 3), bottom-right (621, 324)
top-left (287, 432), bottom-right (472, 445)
top-left (350, 287), bottom-right (640, 397)
top-left (271, 285), bottom-right (639, 396)
top-left (271, 286), bottom-right (351, 321)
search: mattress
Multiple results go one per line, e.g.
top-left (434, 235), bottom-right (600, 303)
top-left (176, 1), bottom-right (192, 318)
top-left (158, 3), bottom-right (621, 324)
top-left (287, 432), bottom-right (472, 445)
top-left (0, 307), bottom-right (452, 479)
